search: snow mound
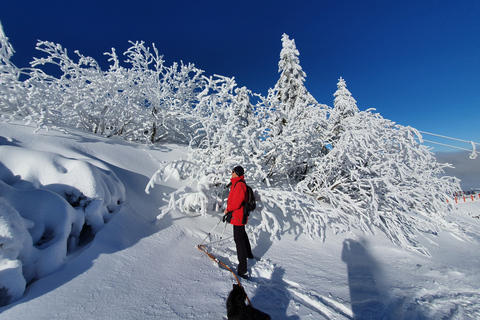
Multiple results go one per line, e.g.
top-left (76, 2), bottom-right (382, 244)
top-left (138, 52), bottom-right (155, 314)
top-left (0, 145), bottom-right (125, 305)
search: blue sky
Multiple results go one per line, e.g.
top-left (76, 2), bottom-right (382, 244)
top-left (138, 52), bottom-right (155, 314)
top-left (1, 0), bottom-right (479, 153)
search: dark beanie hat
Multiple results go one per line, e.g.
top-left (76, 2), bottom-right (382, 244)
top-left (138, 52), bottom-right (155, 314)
top-left (232, 165), bottom-right (244, 176)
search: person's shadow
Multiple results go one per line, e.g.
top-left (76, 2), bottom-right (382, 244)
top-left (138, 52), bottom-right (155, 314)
top-left (249, 266), bottom-right (300, 320)
top-left (342, 239), bottom-right (386, 319)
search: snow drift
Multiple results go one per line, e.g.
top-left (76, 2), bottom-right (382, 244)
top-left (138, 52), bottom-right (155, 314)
top-left (0, 141), bottom-right (124, 305)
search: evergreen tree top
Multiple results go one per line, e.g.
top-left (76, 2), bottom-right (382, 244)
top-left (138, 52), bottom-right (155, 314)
top-left (274, 34), bottom-right (316, 111)
top-left (333, 77), bottom-right (359, 118)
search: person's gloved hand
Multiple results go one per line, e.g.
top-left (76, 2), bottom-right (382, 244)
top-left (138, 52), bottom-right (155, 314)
top-left (223, 212), bottom-right (232, 222)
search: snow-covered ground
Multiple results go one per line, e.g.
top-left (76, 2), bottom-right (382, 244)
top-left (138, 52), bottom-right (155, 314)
top-left (0, 121), bottom-right (479, 319)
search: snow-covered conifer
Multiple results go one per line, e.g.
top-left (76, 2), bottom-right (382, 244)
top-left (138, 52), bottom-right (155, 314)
top-left (329, 77), bottom-right (360, 146)
top-left (261, 34), bottom-right (328, 182)
top-left (274, 34), bottom-right (316, 111)
top-left (332, 77), bottom-right (359, 119)
top-left (262, 94), bottom-right (329, 182)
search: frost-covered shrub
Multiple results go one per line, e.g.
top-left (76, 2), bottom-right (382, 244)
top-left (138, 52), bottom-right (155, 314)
top-left (298, 109), bottom-right (460, 254)
top-left (0, 20), bottom-right (205, 144)
top-left (24, 40), bottom-right (204, 143)
top-left (148, 77), bottom-right (269, 216)
top-left (0, 22), bottom-right (28, 120)
top-left (248, 188), bottom-right (330, 241)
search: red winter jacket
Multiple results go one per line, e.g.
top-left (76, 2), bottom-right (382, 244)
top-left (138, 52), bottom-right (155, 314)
top-left (226, 175), bottom-right (247, 226)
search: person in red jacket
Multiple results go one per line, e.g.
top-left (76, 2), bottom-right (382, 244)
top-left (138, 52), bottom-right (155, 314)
top-left (224, 165), bottom-right (253, 279)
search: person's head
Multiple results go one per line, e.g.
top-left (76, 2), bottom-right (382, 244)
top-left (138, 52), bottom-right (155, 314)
top-left (232, 165), bottom-right (244, 177)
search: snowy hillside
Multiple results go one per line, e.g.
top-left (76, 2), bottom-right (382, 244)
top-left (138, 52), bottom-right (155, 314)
top-left (0, 121), bottom-right (479, 319)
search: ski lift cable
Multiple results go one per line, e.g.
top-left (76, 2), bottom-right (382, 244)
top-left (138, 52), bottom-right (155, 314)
top-left (418, 130), bottom-right (480, 146)
top-left (418, 130), bottom-right (478, 159)
top-left (421, 139), bottom-right (480, 153)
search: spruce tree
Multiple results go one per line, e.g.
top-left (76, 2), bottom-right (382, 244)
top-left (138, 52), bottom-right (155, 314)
top-left (262, 34), bottom-right (327, 182)
top-left (274, 33), bottom-right (316, 111)
top-left (329, 77), bottom-right (359, 146)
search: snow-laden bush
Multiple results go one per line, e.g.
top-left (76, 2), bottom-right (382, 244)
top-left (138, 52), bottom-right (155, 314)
top-left (0, 20), bottom-right (204, 144)
top-left (113, 42), bottom-right (204, 143)
top-left (23, 40), bottom-right (205, 143)
top-left (0, 22), bottom-right (28, 120)
top-left (297, 109), bottom-right (460, 254)
top-left (148, 76), bottom-right (269, 216)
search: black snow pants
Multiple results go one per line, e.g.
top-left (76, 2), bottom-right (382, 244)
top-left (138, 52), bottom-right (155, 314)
top-left (233, 225), bottom-right (253, 274)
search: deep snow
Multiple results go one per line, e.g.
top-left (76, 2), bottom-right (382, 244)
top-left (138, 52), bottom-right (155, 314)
top-left (0, 121), bottom-right (479, 319)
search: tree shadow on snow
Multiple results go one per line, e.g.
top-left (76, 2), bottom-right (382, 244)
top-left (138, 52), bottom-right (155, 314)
top-left (341, 239), bottom-right (432, 320)
top-left (342, 239), bottom-right (389, 319)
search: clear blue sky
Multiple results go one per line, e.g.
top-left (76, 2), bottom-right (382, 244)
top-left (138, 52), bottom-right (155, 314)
top-left (1, 0), bottom-right (479, 153)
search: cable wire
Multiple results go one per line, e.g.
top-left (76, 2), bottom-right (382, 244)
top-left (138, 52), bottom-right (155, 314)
top-left (418, 130), bottom-right (478, 159)
top-left (419, 130), bottom-right (480, 146)
top-left (422, 139), bottom-right (480, 153)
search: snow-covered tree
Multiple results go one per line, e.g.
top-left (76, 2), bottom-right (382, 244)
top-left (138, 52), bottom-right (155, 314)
top-left (298, 109), bottom-right (461, 254)
top-left (1, 34), bottom-right (204, 143)
top-left (261, 34), bottom-right (328, 182)
top-left (329, 77), bottom-right (359, 146)
top-left (0, 21), bottom-right (27, 118)
top-left (273, 34), bottom-right (317, 111)
top-left (262, 95), bottom-right (329, 182)
top-left (148, 76), bottom-right (268, 216)
top-left (332, 77), bottom-right (359, 119)
top-left (117, 41), bottom-right (204, 144)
